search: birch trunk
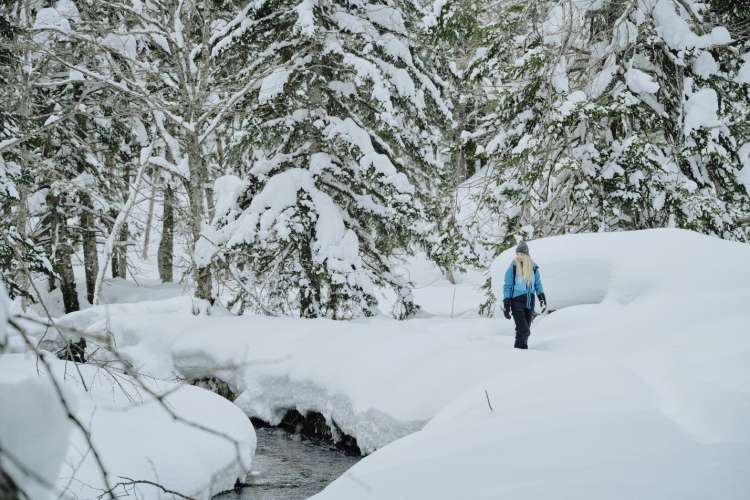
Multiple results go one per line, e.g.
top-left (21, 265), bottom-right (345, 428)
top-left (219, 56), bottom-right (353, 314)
top-left (142, 178), bottom-right (157, 260)
top-left (187, 135), bottom-right (212, 301)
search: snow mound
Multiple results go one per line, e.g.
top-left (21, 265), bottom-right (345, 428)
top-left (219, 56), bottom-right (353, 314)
top-left (0, 352), bottom-right (255, 500)
top-left (314, 229), bottom-right (750, 500)
top-left (41, 229), bottom-right (750, 488)
top-left (491, 228), bottom-right (746, 313)
top-left (0, 358), bottom-right (71, 500)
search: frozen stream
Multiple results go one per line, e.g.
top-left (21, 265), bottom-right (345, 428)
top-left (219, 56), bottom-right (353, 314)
top-left (216, 428), bottom-right (360, 500)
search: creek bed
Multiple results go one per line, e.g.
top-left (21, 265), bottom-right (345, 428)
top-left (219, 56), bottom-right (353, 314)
top-left (217, 427), bottom-right (360, 500)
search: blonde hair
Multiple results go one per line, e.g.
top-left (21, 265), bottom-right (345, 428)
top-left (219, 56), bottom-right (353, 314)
top-left (515, 253), bottom-right (535, 286)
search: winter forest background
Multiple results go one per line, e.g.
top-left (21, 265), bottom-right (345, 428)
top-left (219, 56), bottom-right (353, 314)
top-left (2, 0), bottom-right (749, 319)
top-left (1, 0), bottom-right (750, 499)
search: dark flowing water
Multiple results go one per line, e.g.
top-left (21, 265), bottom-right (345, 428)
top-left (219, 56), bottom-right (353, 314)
top-left (216, 428), bottom-right (360, 500)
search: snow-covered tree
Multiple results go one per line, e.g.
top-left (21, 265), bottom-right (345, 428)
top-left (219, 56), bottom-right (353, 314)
top-left (202, 0), bottom-right (452, 318)
top-left (420, 0), bottom-right (488, 282)
top-left (471, 0), bottom-right (750, 255)
top-left (0, 0), bottom-right (93, 311)
top-left (34, 0), bottom-right (269, 303)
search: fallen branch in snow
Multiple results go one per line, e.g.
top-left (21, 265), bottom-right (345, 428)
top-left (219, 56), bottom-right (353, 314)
top-left (484, 389), bottom-right (494, 412)
top-left (99, 477), bottom-right (195, 500)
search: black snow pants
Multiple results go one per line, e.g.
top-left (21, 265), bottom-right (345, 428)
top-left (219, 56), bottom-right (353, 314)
top-left (511, 294), bottom-right (535, 349)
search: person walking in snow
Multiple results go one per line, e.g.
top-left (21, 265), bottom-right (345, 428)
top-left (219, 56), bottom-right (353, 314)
top-left (503, 241), bottom-right (546, 349)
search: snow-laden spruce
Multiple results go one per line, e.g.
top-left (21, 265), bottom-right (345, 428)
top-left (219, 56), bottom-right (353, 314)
top-left (465, 0), bottom-right (750, 251)
top-left (199, 0), bottom-right (452, 319)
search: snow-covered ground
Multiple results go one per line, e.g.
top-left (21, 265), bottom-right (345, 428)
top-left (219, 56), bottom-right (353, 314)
top-left (0, 351), bottom-right (256, 500)
top-left (310, 229), bottom-right (750, 499)
top-left (8, 228), bottom-right (750, 498)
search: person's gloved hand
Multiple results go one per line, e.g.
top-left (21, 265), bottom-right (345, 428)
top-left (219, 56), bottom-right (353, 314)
top-left (503, 299), bottom-right (511, 320)
top-left (538, 293), bottom-right (547, 309)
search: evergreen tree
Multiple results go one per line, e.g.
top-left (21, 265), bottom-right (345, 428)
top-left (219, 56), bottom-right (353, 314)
top-left (421, 0), bottom-right (487, 282)
top-left (472, 0), bottom-right (750, 251)
top-left (203, 0), bottom-right (451, 318)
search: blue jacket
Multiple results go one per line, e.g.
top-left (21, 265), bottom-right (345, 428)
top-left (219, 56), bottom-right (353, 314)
top-left (503, 261), bottom-right (544, 308)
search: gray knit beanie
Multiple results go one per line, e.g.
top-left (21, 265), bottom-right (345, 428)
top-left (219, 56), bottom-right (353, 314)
top-left (516, 241), bottom-right (529, 256)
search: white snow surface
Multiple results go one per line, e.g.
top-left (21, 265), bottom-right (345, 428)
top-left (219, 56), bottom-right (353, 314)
top-left (737, 53), bottom-right (750, 84)
top-left (258, 68), bottom-right (291, 103)
top-left (102, 32), bottom-right (138, 59)
top-left (692, 50), bottom-right (719, 79)
top-left (558, 90), bottom-right (587, 116)
top-left (309, 229), bottom-right (750, 499)
top-left (1, 284), bottom-right (72, 500)
top-left (0, 353), bottom-right (255, 499)
top-left (625, 65), bottom-right (659, 94)
top-left (739, 143), bottom-right (750, 191)
top-left (683, 87), bottom-right (720, 135)
top-left (44, 228), bottom-right (750, 493)
top-left (0, 356), bottom-right (72, 500)
top-left (651, 0), bottom-right (731, 51)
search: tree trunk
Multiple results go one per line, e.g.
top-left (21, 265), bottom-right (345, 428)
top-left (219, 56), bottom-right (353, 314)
top-left (187, 135), bottom-right (212, 301)
top-left (113, 221), bottom-right (128, 278)
top-left (47, 192), bottom-right (79, 313)
top-left (142, 177), bottom-right (157, 259)
top-left (111, 164), bottom-right (130, 279)
top-left (158, 183), bottom-right (174, 282)
top-left (79, 191), bottom-right (99, 304)
top-left (205, 183), bottom-right (215, 223)
top-left (15, 185), bottom-right (29, 310)
top-left (109, 208), bottom-right (121, 278)
top-left (299, 243), bottom-right (320, 318)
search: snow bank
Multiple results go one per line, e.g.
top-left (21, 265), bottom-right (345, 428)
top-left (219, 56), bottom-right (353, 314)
top-left (313, 229), bottom-right (750, 499)
top-left (42, 252), bottom-right (492, 454)
top-left (0, 363), bottom-right (72, 500)
top-left (0, 281), bottom-right (71, 500)
top-left (65, 311), bottom-right (501, 454)
top-left (43, 229), bottom-right (750, 499)
top-left (0, 349), bottom-right (255, 499)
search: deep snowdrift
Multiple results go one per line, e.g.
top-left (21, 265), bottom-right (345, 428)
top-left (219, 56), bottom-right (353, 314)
top-left (0, 351), bottom-right (255, 499)
top-left (41, 254), bottom-right (491, 454)
top-left (310, 229), bottom-right (750, 499)
top-left (28, 229), bottom-right (750, 498)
